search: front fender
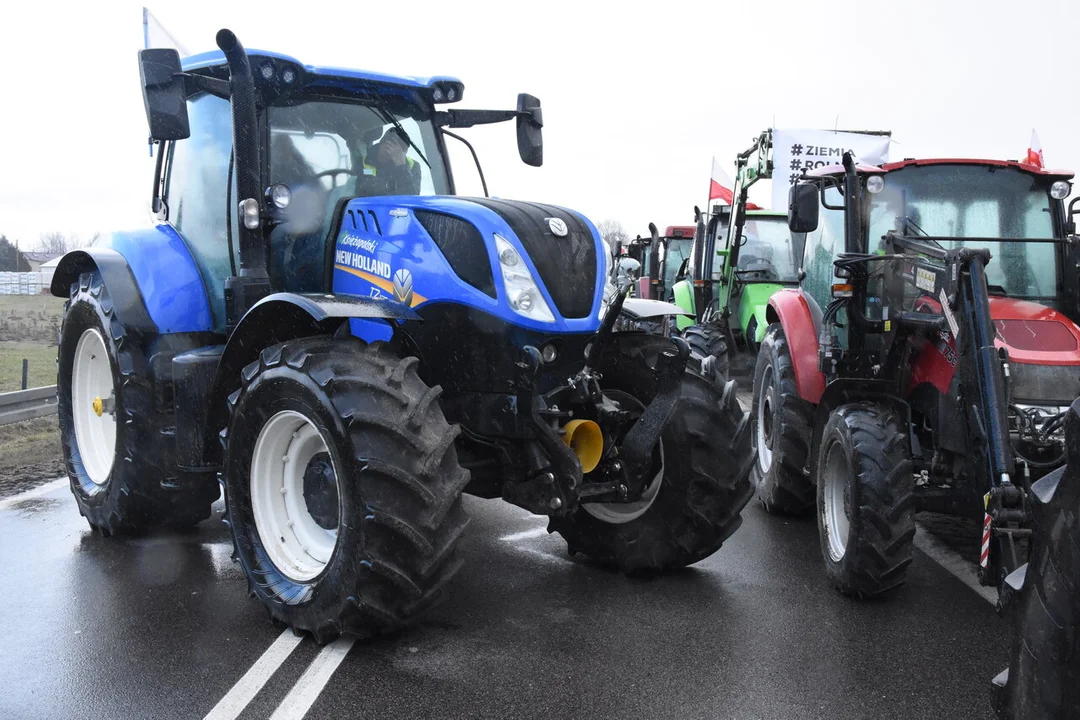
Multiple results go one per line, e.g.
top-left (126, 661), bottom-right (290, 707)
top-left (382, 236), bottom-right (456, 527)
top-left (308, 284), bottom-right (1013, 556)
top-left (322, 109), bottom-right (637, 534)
top-left (201, 292), bottom-right (419, 466)
top-left (768, 289), bottom-right (826, 404)
top-left (620, 298), bottom-right (694, 322)
top-left (671, 279), bottom-right (695, 331)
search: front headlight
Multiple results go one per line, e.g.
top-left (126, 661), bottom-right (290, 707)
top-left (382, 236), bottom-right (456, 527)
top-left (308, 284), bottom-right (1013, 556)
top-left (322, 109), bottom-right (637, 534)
top-left (495, 234), bottom-right (556, 323)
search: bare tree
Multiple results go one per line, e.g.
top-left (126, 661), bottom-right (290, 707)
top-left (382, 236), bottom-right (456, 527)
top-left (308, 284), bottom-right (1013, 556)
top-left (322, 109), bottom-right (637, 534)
top-left (36, 232), bottom-right (99, 255)
top-left (596, 219), bottom-right (629, 254)
top-left (38, 232), bottom-right (68, 255)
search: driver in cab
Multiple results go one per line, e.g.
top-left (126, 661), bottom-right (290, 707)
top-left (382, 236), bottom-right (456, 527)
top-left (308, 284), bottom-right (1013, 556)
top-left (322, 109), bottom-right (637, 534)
top-left (363, 127), bottom-right (422, 196)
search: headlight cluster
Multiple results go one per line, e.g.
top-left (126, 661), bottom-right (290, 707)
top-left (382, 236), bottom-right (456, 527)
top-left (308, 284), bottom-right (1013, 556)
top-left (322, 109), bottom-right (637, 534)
top-left (495, 234), bottom-right (555, 323)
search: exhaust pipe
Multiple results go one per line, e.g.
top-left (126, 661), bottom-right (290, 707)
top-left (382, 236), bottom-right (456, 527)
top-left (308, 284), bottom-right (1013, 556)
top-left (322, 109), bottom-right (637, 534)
top-left (216, 29), bottom-right (264, 278)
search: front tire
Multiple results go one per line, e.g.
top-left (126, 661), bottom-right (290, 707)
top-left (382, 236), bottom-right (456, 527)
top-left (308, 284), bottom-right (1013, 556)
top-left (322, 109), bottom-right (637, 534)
top-left (58, 270), bottom-right (217, 534)
top-left (222, 337), bottom-right (470, 643)
top-left (817, 403), bottom-right (915, 598)
top-left (683, 322), bottom-right (730, 382)
top-left (550, 337), bottom-right (755, 571)
top-left (751, 323), bottom-right (815, 515)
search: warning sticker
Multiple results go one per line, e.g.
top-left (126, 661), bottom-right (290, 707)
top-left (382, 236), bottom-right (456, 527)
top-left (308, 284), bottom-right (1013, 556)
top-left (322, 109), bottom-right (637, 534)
top-left (940, 288), bottom-right (959, 339)
top-left (915, 268), bottom-right (936, 293)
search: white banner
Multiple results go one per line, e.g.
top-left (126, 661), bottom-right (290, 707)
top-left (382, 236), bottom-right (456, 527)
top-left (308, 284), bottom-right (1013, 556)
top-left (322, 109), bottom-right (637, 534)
top-left (771, 129), bottom-right (891, 210)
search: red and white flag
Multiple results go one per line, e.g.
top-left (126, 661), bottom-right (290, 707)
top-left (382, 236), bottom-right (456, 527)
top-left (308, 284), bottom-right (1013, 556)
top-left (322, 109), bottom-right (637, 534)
top-left (1025, 129), bottom-right (1045, 169)
top-left (709, 157), bottom-right (735, 205)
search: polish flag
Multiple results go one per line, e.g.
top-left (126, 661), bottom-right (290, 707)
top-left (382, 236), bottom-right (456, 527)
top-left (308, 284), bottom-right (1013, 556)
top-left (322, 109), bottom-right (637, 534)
top-left (1025, 130), bottom-right (1045, 169)
top-left (708, 156), bottom-right (763, 210)
top-left (709, 157), bottom-right (735, 204)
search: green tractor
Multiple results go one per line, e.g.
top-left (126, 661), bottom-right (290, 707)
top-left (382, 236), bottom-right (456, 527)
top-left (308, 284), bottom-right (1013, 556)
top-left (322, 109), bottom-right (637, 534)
top-left (671, 131), bottom-right (807, 378)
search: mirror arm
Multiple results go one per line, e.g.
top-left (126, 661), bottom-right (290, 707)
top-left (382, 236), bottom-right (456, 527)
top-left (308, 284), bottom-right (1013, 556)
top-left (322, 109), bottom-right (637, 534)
top-left (181, 73), bottom-right (231, 99)
top-left (435, 109), bottom-right (529, 129)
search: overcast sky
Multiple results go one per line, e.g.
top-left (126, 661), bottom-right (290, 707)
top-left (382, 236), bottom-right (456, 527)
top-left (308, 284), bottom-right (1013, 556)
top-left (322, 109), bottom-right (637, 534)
top-left (1, 0), bottom-right (1077, 249)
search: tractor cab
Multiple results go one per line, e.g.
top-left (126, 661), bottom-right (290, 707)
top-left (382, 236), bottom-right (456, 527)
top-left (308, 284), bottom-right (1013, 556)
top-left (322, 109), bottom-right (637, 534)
top-left (632, 224), bottom-right (695, 301)
top-left (141, 44), bottom-right (543, 332)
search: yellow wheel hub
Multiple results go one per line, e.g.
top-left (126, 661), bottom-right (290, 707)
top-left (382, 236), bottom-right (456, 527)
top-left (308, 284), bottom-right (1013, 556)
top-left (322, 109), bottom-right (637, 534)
top-left (92, 396), bottom-right (103, 417)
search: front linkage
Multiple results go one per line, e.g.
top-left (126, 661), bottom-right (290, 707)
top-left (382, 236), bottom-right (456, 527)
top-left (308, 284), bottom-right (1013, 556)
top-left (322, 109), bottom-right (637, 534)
top-left (503, 282), bottom-right (691, 516)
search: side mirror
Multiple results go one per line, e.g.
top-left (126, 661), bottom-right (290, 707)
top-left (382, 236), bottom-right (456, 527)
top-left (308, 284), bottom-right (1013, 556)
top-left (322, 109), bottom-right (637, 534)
top-left (516, 93), bottom-right (543, 167)
top-left (138, 49), bottom-right (190, 141)
top-left (789, 182), bottom-right (820, 233)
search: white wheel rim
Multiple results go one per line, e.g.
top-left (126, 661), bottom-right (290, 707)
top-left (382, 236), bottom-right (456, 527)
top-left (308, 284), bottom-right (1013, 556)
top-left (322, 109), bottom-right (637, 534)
top-left (250, 410), bottom-right (339, 582)
top-left (756, 363), bottom-right (775, 476)
top-left (71, 328), bottom-right (116, 485)
top-left (822, 441), bottom-right (850, 562)
top-left (582, 441), bottom-right (664, 524)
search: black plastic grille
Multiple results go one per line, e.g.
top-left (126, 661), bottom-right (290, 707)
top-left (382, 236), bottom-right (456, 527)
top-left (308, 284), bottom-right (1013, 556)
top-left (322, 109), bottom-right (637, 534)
top-left (415, 210), bottom-right (496, 298)
top-left (468, 198), bottom-right (597, 319)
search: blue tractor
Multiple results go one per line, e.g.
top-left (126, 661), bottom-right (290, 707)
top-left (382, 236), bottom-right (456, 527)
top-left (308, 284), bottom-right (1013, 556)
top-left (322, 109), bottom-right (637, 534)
top-left (52, 29), bottom-right (754, 642)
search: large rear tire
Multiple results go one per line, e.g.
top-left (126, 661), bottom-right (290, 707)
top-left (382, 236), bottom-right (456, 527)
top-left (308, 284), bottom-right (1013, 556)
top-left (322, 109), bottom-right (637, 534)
top-left (817, 402), bottom-right (915, 598)
top-left (549, 338), bottom-right (755, 571)
top-left (222, 337), bottom-right (470, 643)
top-left (750, 323), bottom-right (815, 515)
top-left (993, 400), bottom-right (1080, 719)
top-left (58, 270), bottom-right (217, 534)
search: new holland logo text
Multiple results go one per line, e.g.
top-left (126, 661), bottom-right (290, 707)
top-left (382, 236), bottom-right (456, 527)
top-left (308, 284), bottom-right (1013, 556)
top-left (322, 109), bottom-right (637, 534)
top-left (393, 268), bottom-right (414, 305)
top-left (334, 249), bottom-right (391, 279)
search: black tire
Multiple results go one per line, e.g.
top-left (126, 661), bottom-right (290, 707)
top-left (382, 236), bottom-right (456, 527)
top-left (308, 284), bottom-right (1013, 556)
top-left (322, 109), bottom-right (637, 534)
top-left (816, 403), bottom-right (915, 598)
top-left (222, 337), bottom-right (470, 643)
top-left (750, 323), bottom-right (815, 515)
top-left (549, 339), bottom-right (755, 571)
top-left (57, 270), bottom-right (218, 535)
top-left (683, 322), bottom-right (730, 382)
top-left (993, 401), bottom-right (1080, 719)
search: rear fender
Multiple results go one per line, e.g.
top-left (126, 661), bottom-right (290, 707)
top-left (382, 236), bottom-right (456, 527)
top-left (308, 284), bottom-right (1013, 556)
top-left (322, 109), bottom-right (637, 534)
top-left (49, 248), bottom-right (157, 333)
top-left (200, 292), bottom-right (418, 466)
top-left (50, 227), bottom-right (213, 333)
top-left (767, 289), bottom-right (826, 404)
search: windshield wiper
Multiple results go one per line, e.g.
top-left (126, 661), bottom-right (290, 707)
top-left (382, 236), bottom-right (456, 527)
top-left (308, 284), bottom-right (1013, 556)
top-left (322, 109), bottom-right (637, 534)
top-left (360, 82), bottom-right (431, 170)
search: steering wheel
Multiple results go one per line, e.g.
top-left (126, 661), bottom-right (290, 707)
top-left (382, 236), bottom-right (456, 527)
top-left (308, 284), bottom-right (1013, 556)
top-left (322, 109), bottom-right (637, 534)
top-left (315, 168), bottom-right (358, 185)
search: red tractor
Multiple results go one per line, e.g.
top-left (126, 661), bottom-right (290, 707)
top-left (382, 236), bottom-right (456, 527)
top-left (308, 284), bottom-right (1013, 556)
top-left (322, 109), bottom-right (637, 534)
top-left (752, 152), bottom-right (1080, 599)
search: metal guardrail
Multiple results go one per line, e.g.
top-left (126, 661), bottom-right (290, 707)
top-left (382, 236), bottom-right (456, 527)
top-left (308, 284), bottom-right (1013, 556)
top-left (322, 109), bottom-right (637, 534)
top-left (0, 385), bottom-right (58, 426)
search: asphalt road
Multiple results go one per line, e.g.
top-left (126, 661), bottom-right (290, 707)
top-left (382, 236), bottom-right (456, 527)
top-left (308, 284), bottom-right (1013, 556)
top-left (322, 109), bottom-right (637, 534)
top-left (0, 477), bottom-right (1009, 720)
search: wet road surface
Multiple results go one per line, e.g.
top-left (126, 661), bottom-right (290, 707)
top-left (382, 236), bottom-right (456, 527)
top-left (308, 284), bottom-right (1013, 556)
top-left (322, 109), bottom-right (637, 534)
top-left (1, 481), bottom-right (1008, 720)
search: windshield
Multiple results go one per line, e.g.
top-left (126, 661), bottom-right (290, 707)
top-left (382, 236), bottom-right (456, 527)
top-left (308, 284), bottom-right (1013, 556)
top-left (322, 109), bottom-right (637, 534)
top-left (266, 97), bottom-right (450, 292)
top-left (269, 98), bottom-right (450, 228)
top-left (660, 238), bottom-right (693, 292)
top-left (737, 217), bottom-right (802, 282)
top-left (868, 165), bottom-right (1058, 298)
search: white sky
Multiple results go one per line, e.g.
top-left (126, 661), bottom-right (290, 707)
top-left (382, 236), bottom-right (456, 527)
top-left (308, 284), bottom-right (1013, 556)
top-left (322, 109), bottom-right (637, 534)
top-left (1, 0), bottom-right (1078, 249)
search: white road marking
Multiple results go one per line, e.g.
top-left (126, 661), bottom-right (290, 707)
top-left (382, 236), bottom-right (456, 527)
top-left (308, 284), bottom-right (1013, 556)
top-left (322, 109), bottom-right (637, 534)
top-left (914, 522), bottom-right (998, 606)
top-left (499, 526), bottom-right (548, 542)
top-left (203, 629), bottom-right (304, 720)
top-left (269, 637), bottom-right (355, 720)
top-left (0, 477), bottom-right (67, 511)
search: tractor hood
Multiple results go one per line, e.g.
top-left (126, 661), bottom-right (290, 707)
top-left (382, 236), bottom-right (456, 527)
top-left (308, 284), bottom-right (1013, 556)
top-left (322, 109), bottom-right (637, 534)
top-left (989, 296), bottom-right (1080, 366)
top-left (328, 195), bottom-right (604, 334)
